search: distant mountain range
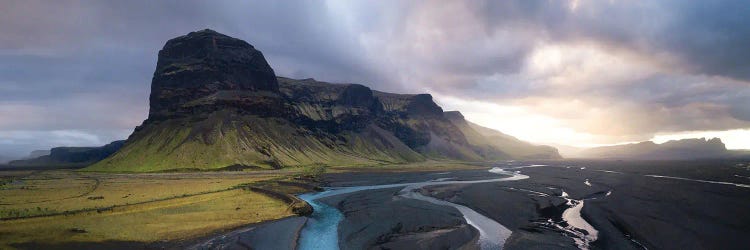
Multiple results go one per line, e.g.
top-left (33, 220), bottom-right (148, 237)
top-left (571, 138), bottom-right (750, 160)
top-left (0, 155), bottom-right (12, 165)
top-left (0, 150), bottom-right (50, 165)
top-left (26, 149), bottom-right (52, 159)
top-left (7, 141), bottom-right (125, 168)
top-left (84, 29), bottom-right (560, 172)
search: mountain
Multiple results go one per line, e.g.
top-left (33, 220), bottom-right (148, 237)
top-left (25, 150), bottom-right (51, 159)
top-left (547, 144), bottom-right (586, 158)
top-left (87, 29), bottom-right (559, 172)
top-left (575, 138), bottom-right (742, 160)
top-left (8, 140), bottom-right (125, 168)
top-left (0, 155), bottom-right (13, 165)
top-left (443, 111), bottom-right (560, 159)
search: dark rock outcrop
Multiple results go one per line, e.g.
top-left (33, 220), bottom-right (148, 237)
top-left (406, 94), bottom-right (444, 117)
top-left (148, 29), bottom-right (280, 120)
top-left (374, 92), bottom-right (443, 117)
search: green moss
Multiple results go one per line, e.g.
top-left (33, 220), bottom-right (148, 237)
top-left (87, 113), bottom-right (424, 172)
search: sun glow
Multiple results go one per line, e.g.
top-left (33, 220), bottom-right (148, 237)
top-left (432, 93), bottom-right (599, 147)
top-left (433, 93), bottom-right (750, 150)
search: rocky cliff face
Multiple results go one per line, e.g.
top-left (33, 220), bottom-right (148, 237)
top-left (89, 30), bottom-right (559, 172)
top-left (148, 29), bottom-right (281, 120)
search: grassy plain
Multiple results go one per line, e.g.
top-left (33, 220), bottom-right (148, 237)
top-left (0, 170), bottom-right (308, 248)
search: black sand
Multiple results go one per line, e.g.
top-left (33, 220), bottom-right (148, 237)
top-left (308, 160), bottom-right (750, 249)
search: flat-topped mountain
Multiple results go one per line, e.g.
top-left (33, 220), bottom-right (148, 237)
top-left (9, 140), bottom-right (125, 168)
top-left (148, 29), bottom-right (280, 121)
top-left (576, 137), bottom-right (745, 160)
top-left (26, 150), bottom-right (52, 159)
top-left (88, 29), bottom-right (559, 172)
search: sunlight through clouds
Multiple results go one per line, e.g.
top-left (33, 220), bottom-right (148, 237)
top-left (432, 93), bottom-right (599, 146)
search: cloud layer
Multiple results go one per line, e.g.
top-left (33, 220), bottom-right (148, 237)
top-left (1, 0), bottom-right (749, 156)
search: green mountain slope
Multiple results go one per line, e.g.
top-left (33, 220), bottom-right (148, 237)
top-left (89, 113), bottom-right (423, 171)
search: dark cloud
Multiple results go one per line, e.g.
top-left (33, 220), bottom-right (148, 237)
top-left (1, 0), bottom-right (749, 156)
top-left (475, 0), bottom-right (750, 81)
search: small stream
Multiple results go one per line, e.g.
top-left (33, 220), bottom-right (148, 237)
top-left (644, 174), bottom-right (750, 188)
top-left (296, 193), bottom-right (342, 250)
top-left (297, 166), bottom-right (599, 250)
top-left (558, 189), bottom-right (600, 249)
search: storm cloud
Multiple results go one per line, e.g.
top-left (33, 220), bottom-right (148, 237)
top-left (1, 0), bottom-right (749, 157)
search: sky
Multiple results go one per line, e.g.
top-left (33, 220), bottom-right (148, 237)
top-left (1, 0), bottom-right (749, 157)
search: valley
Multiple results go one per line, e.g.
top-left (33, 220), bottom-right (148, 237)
top-left (0, 169), bottom-right (313, 249)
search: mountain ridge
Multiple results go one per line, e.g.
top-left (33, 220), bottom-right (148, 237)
top-left (8, 141), bottom-right (125, 168)
top-left (87, 29), bottom-right (559, 172)
top-left (573, 137), bottom-right (750, 160)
